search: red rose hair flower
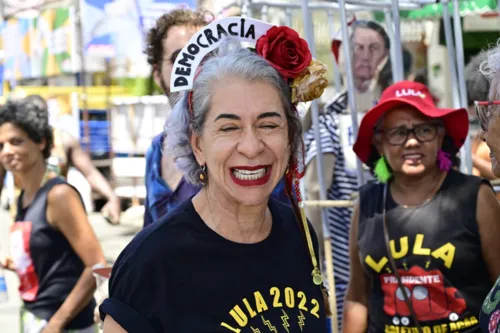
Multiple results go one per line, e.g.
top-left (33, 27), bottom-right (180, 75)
top-left (256, 26), bottom-right (312, 80)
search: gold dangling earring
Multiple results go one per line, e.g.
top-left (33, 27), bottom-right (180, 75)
top-left (199, 164), bottom-right (207, 183)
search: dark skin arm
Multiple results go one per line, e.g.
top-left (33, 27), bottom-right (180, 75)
top-left (43, 184), bottom-right (106, 333)
top-left (473, 155), bottom-right (497, 180)
top-left (343, 200), bottom-right (369, 333)
top-left (61, 131), bottom-right (121, 224)
top-left (477, 183), bottom-right (500, 283)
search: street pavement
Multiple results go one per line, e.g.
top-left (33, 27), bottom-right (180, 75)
top-left (0, 206), bottom-right (144, 332)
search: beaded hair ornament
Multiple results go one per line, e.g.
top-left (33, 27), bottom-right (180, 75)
top-left (170, 16), bottom-right (330, 308)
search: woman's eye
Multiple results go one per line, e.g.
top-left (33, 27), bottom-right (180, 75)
top-left (220, 126), bottom-right (238, 132)
top-left (389, 128), bottom-right (406, 136)
top-left (260, 125), bottom-right (279, 130)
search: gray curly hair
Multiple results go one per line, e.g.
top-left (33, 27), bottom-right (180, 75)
top-left (465, 51), bottom-right (489, 106)
top-left (164, 39), bottom-right (303, 186)
top-left (480, 40), bottom-right (500, 81)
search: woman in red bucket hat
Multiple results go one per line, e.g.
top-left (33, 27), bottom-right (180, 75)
top-left (343, 81), bottom-right (500, 333)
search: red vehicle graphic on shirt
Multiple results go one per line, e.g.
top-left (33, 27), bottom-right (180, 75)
top-left (380, 266), bottom-right (466, 326)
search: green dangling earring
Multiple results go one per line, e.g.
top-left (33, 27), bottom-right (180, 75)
top-left (374, 156), bottom-right (392, 183)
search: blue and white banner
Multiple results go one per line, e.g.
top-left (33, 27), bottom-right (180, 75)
top-left (81, 0), bottom-right (196, 59)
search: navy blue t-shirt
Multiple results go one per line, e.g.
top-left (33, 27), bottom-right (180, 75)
top-left (100, 198), bottom-right (327, 333)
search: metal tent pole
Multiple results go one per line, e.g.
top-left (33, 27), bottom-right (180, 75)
top-left (343, 0), bottom-right (420, 9)
top-left (328, 10), bottom-right (343, 93)
top-left (250, 0), bottom-right (419, 11)
top-left (452, 0), bottom-right (473, 174)
top-left (384, 9), bottom-right (398, 84)
top-left (338, 0), bottom-right (365, 186)
top-left (299, 0), bottom-right (338, 332)
top-left (390, 0), bottom-right (404, 81)
top-left (260, 5), bottom-right (268, 22)
top-left (443, 0), bottom-right (466, 173)
top-left (442, 2), bottom-right (461, 109)
top-left (241, 0), bottom-right (250, 17)
top-left (285, 7), bottom-right (292, 27)
top-left (300, 0), bottom-right (329, 239)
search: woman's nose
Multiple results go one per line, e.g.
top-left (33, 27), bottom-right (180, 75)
top-left (1, 142), bottom-right (13, 155)
top-left (405, 134), bottom-right (420, 147)
top-left (237, 129), bottom-right (264, 158)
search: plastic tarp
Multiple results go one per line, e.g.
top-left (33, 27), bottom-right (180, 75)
top-left (375, 0), bottom-right (498, 21)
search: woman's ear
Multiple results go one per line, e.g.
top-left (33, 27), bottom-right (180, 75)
top-left (190, 131), bottom-right (205, 166)
top-left (39, 138), bottom-right (47, 153)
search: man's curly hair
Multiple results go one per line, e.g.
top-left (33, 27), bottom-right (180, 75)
top-left (0, 100), bottom-right (54, 159)
top-left (145, 9), bottom-right (213, 68)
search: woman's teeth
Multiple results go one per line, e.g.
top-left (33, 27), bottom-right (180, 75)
top-left (232, 168), bottom-right (267, 180)
top-left (404, 154), bottom-right (422, 159)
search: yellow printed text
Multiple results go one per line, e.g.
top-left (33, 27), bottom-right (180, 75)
top-left (366, 234), bottom-right (456, 273)
top-left (220, 287), bottom-right (320, 332)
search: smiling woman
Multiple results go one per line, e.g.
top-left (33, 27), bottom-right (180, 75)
top-left (0, 101), bottom-right (105, 333)
top-left (343, 81), bottom-right (500, 333)
top-left (477, 41), bottom-right (500, 178)
top-left (99, 18), bottom-right (330, 333)
top-left (477, 40), bottom-right (500, 333)
top-left (167, 45), bottom-right (299, 207)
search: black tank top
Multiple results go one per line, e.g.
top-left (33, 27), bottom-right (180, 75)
top-left (357, 170), bottom-right (492, 333)
top-left (11, 177), bottom-right (95, 329)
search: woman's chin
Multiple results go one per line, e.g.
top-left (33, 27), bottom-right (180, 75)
top-left (229, 187), bottom-right (272, 207)
top-left (5, 164), bottom-right (20, 173)
top-left (400, 164), bottom-right (427, 176)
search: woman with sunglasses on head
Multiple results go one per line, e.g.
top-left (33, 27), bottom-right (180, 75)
top-left (477, 42), bottom-right (500, 333)
top-left (0, 100), bottom-right (106, 333)
top-left (343, 81), bottom-right (500, 333)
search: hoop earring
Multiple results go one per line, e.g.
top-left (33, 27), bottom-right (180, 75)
top-left (374, 156), bottom-right (392, 183)
top-left (199, 164), bottom-right (207, 183)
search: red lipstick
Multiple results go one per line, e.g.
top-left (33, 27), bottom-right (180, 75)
top-left (230, 165), bottom-right (271, 186)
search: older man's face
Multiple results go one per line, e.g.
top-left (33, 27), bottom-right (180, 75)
top-left (481, 74), bottom-right (500, 177)
top-left (352, 27), bottom-right (387, 81)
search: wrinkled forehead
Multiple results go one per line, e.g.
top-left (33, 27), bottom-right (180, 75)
top-left (352, 27), bottom-right (385, 46)
top-left (381, 106), bottom-right (432, 127)
top-left (207, 78), bottom-right (286, 121)
top-left (164, 25), bottom-right (204, 55)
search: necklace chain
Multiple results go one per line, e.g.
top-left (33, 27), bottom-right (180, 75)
top-left (392, 171), bottom-right (447, 208)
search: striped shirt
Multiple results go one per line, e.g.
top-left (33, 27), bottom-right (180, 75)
top-left (303, 91), bottom-right (361, 327)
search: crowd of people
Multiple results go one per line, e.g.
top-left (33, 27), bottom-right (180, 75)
top-left (0, 6), bottom-right (499, 333)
